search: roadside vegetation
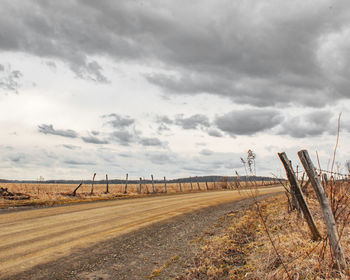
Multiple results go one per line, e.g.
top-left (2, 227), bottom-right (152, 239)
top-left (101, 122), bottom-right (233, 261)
top-left (177, 191), bottom-right (349, 279)
top-left (178, 120), bottom-right (350, 279)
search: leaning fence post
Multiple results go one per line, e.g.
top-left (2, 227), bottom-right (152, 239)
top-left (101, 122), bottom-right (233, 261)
top-left (278, 152), bottom-right (321, 241)
top-left (190, 177), bottom-right (193, 190)
top-left (196, 176), bottom-right (200, 190)
top-left (90, 173), bottom-right (96, 195)
top-left (278, 155), bottom-right (302, 214)
top-left (72, 180), bottom-right (83, 196)
top-left (139, 177), bottom-right (142, 194)
top-left (124, 173), bottom-right (128, 194)
top-left (164, 176), bottom-right (167, 193)
top-left (298, 150), bottom-right (346, 269)
top-left (151, 174), bottom-right (155, 193)
top-left (105, 174), bottom-right (109, 193)
top-left (205, 181), bottom-right (209, 190)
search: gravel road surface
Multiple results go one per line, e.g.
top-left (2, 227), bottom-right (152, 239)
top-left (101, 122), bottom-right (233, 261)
top-left (0, 187), bottom-right (282, 279)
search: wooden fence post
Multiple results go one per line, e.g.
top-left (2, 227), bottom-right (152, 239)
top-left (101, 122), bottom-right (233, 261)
top-left (164, 176), bottom-right (167, 193)
top-left (105, 174), bottom-right (109, 193)
top-left (278, 155), bottom-right (302, 214)
top-left (179, 182), bottom-right (182, 192)
top-left (213, 180), bottom-right (216, 189)
top-left (151, 174), bottom-right (155, 193)
top-left (190, 177), bottom-right (193, 190)
top-left (90, 173), bottom-right (96, 195)
top-left (298, 150), bottom-right (346, 269)
top-left (139, 177), bottom-right (142, 194)
top-left (205, 181), bottom-right (209, 190)
top-left (72, 180), bottom-right (83, 196)
top-left (196, 176), bottom-right (200, 190)
top-left (278, 152), bottom-right (321, 241)
top-left (124, 173), bottom-right (128, 194)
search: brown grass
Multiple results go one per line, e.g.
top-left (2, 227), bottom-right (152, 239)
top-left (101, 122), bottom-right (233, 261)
top-left (0, 182), bottom-right (184, 208)
top-left (177, 191), bottom-right (350, 279)
top-left (0, 178), bottom-right (279, 209)
top-left (0, 180), bottom-right (257, 208)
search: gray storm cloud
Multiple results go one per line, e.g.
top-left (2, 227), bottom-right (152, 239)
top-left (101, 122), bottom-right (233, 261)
top-left (215, 109), bottom-right (283, 136)
top-left (62, 144), bottom-right (81, 150)
top-left (155, 114), bottom-right (211, 132)
top-left (0, 64), bottom-right (23, 92)
top-left (139, 137), bottom-right (164, 147)
top-left (279, 110), bottom-right (335, 138)
top-left (207, 128), bottom-right (223, 138)
top-left (110, 130), bottom-right (135, 146)
top-left (63, 160), bottom-right (95, 166)
top-left (38, 124), bottom-right (79, 138)
top-left (103, 114), bottom-right (135, 128)
top-left (174, 114), bottom-right (210, 130)
top-left (81, 136), bottom-right (109, 145)
top-left (0, 1), bottom-right (349, 106)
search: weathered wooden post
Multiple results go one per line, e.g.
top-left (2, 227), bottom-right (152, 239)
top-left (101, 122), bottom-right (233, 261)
top-left (298, 150), bottom-right (346, 269)
top-left (278, 154), bottom-right (301, 214)
top-left (90, 173), bottom-right (96, 195)
top-left (190, 177), bottom-right (193, 190)
top-left (164, 176), bottom-right (167, 193)
top-left (213, 180), bottom-right (216, 189)
top-left (278, 152), bottom-right (321, 241)
top-left (124, 173), bottom-right (128, 194)
top-left (105, 174), bottom-right (109, 193)
top-left (72, 180), bottom-right (83, 196)
top-left (205, 181), bottom-right (209, 190)
top-left (139, 177), bottom-right (142, 194)
top-left (151, 174), bottom-right (155, 193)
top-left (179, 182), bottom-right (182, 192)
top-left (196, 176), bottom-right (200, 190)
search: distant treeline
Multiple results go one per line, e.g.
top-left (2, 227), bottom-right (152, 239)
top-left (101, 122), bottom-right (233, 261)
top-left (0, 175), bottom-right (282, 185)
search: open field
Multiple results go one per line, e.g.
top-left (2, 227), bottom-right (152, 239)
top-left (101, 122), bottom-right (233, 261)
top-left (0, 187), bottom-right (282, 279)
top-left (0, 180), bottom-right (279, 208)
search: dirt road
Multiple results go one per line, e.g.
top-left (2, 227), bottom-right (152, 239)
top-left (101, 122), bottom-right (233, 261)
top-left (0, 187), bottom-right (282, 279)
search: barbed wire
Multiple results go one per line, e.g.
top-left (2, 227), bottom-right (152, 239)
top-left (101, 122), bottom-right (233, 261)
top-left (316, 168), bottom-right (349, 177)
top-left (294, 165), bottom-right (350, 177)
top-left (294, 167), bottom-right (349, 177)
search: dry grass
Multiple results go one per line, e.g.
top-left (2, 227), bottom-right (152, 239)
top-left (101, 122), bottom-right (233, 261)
top-left (0, 182), bottom-right (186, 208)
top-left (177, 191), bottom-right (350, 280)
top-left (148, 255), bottom-right (180, 279)
top-left (0, 180), bottom-right (265, 208)
top-left (0, 178), bottom-right (279, 208)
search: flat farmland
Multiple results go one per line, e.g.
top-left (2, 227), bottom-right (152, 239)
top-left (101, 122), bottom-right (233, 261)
top-left (0, 180), bottom-right (277, 208)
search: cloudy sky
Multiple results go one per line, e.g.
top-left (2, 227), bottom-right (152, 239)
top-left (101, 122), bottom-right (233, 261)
top-left (1, 0), bottom-right (350, 180)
